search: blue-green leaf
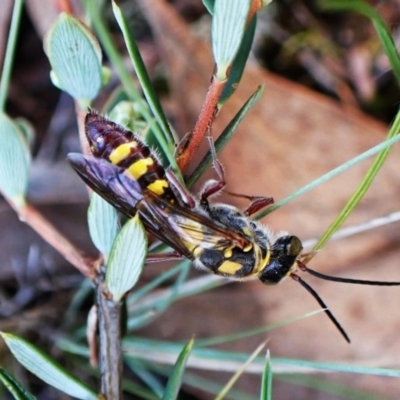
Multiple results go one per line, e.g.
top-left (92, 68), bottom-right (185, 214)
top-left (202, 0), bottom-right (215, 14)
top-left (14, 117), bottom-right (35, 151)
top-left (212, 0), bottom-right (251, 80)
top-left (0, 113), bottom-right (31, 208)
top-left (219, 15), bottom-right (256, 104)
top-left (88, 192), bottom-right (119, 260)
top-left (106, 214), bottom-right (147, 302)
top-left (1, 333), bottom-right (96, 400)
top-left (44, 12), bottom-right (102, 104)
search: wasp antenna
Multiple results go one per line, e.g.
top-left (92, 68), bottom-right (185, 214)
top-left (299, 262), bottom-right (400, 286)
top-left (291, 273), bottom-right (351, 343)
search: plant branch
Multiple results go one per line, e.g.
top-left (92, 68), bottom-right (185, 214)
top-left (14, 202), bottom-right (95, 279)
top-left (96, 274), bottom-right (122, 399)
top-left (176, 76), bottom-right (226, 173)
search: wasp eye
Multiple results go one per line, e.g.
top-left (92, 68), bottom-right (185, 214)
top-left (287, 236), bottom-right (303, 256)
top-left (273, 235), bottom-right (303, 257)
top-left (259, 236), bottom-right (303, 285)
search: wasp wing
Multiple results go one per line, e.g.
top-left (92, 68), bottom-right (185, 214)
top-left (68, 153), bottom-right (145, 216)
top-left (68, 154), bottom-right (252, 259)
top-left (68, 154), bottom-right (197, 258)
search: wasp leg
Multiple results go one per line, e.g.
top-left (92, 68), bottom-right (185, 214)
top-left (199, 135), bottom-right (273, 216)
top-left (199, 136), bottom-right (226, 210)
top-left (165, 170), bottom-right (196, 209)
top-left (146, 251), bottom-right (185, 264)
top-left (224, 191), bottom-right (274, 216)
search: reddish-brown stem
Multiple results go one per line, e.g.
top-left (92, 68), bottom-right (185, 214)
top-left (56, 0), bottom-right (74, 14)
top-left (176, 76), bottom-right (226, 173)
top-left (248, 1), bottom-right (263, 24)
top-left (15, 202), bottom-right (96, 280)
top-left (76, 103), bottom-right (91, 157)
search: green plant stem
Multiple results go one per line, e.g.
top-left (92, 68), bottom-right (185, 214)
top-left (87, 1), bottom-right (181, 179)
top-left (0, 0), bottom-right (24, 111)
top-left (112, 1), bottom-right (175, 148)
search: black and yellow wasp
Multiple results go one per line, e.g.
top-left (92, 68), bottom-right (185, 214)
top-left (68, 111), bottom-right (400, 342)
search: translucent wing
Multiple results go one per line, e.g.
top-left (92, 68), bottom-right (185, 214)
top-left (68, 154), bottom-right (252, 259)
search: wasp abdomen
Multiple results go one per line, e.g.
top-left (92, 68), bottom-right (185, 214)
top-left (85, 111), bottom-right (177, 203)
top-left (199, 247), bottom-right (256, 278)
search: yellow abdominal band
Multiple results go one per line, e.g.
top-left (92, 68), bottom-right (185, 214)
top-left (109, 142), bottom-right (138, 164)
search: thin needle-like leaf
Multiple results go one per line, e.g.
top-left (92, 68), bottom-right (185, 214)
top-left (162, 338), bottom-right (194, 400)
top-left (215, 341), bottom-right (266, 400)
top-left (260, 350), bottom-right (272, 400)
top-left (256, 124), bottom-right (400, 220)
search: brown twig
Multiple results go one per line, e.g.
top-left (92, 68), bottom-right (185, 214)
top-left (14, 202), bottom-right (96, 280)
top-left (96, 275), bottom-right (122, 399)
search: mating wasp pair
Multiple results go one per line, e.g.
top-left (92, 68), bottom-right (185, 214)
top-left (68, 111), bottom-right (400, 342)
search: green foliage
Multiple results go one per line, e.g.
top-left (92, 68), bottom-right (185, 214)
top-left (0, 113), bottom-right (31, 209)
top-left (162, 339), bottom-right (194, 400)
top-left (212, 0), bottom-right (251, 81)
top-left (0, 367), bottom-right (35, 400)
top-left (44, 12), bottom-right (103, 107)
top-left (112, 1), bottom-right (175, 150)
top-left (106, 214), bottom-right (147, 302)
top-left (88, 192), bottom-right (119, 260)
top-left (1, 333), bottom-right (96, 399)
top-left (260, 351), bottom-right (272, 400)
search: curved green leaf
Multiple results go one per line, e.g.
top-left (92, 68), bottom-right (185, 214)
top-left (219, 15), bottom-right (257, 104)
top-left (44, 12), bottom-right (102, 104)
top-left (202, 0), bottom-right (215, 14)
top-left (1, 333), bottom-right (96, 400)
top-left (14, 117), bottom-right (35, 151)
top-left (212, 0), bottom-right (251, 80)
top-left (88, 192), bottom-right (119, 260)
top-left (0, 113), bottom-right (31, 208)
top-left (106, 214), bottom-right (147, 302)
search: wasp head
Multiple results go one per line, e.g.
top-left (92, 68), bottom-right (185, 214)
top-left (259, 235), bottom-right (303, 284)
